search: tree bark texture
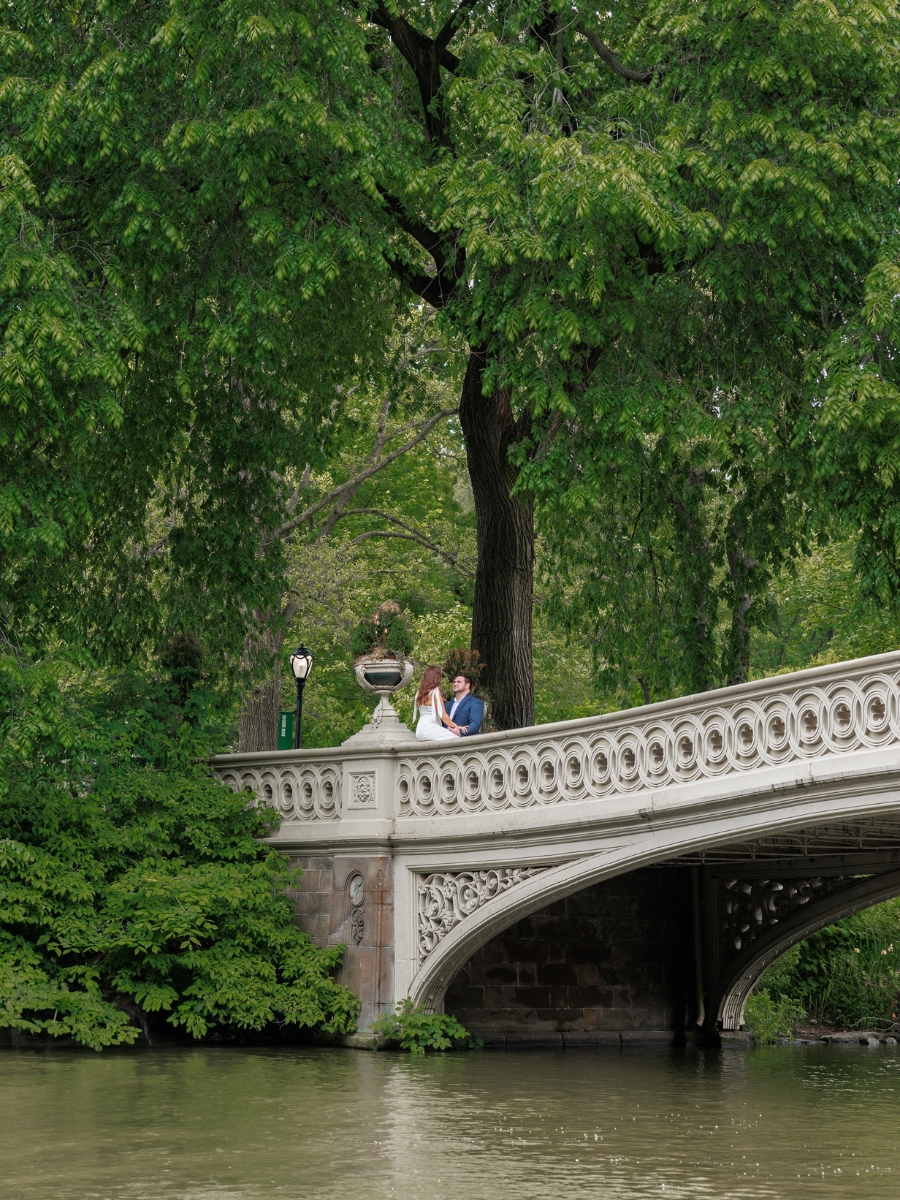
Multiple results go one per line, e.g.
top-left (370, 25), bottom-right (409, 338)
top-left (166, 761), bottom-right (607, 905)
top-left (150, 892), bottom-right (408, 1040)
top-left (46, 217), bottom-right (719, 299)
top-left (238, 656), bottom-right (282, 752)
top-left (460, 349), bottom-right (535, 729)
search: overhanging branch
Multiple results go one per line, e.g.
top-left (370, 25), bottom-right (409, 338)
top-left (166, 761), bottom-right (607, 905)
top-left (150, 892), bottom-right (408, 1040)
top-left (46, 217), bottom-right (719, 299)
top-left (275, 407), bottom-right (457, 539)
top-left (576, 22), bottom-right (660, 85)
top-left (435, 1), bottom-right (479, 55)
top-left (343, 509), bottom-right (472, 576)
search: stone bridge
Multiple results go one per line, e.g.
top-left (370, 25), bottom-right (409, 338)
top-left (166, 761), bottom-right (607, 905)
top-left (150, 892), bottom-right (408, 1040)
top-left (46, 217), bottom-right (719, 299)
top-left (212, 651), bottom-right (900, 1045)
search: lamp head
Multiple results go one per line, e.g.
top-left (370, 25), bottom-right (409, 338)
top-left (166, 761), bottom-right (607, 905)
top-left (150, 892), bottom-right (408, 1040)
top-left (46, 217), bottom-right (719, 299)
top-left (290, 645), bottom-right (313, 681)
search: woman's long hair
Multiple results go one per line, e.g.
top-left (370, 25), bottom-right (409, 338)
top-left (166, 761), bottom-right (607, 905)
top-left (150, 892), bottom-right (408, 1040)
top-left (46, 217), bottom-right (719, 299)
top-left (415, 666), bottom-right (443, 706)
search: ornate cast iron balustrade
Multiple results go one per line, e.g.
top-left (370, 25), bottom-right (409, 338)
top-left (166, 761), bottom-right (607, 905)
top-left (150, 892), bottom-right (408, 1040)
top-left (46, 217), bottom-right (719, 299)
top-left (397, 656), bottom-right (900, 817)
top-left (215, 757), bottom-right (342, 822)
top-left (212, 653), bottom-right (900, 822)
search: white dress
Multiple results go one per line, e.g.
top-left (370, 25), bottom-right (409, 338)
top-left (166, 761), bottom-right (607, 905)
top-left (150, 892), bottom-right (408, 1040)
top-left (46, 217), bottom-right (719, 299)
top-left (414, 690), bottom-right (458, 742)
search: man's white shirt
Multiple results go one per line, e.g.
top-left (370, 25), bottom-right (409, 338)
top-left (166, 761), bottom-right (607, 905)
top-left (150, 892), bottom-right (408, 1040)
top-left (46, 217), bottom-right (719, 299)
top-left (448, 697), bottom-right (461, 721)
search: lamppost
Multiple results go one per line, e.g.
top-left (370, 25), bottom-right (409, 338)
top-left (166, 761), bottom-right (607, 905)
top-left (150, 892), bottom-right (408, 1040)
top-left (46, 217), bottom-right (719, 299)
top-left (289, 645), bottom-right (314, 749)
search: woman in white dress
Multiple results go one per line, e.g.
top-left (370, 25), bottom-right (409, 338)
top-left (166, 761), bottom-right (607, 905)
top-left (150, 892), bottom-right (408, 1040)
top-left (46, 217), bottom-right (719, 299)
top-left (414, 666), bottom-right (459, 742)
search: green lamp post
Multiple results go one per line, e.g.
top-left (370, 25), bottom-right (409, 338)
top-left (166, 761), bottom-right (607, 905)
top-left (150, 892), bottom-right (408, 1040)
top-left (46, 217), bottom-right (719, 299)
top-left (289, 645), bottom-right (314, 749)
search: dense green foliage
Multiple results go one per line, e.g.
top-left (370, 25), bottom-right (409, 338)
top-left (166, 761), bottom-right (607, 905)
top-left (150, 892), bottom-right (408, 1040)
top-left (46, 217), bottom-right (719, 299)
top-left (373, 999), bottom-right (480, 1054)
top-left (747, 900), bottom-right (900, 1041)
top-left (743, 987), bottom-right (805, 1046)
top-left (752, 539), bottom-right (900, 677)
top-left (349, 601), bottom-right (414, 661)
top-left (5, 1), bottom-right (900, 722)
top-left (512, 2), bottom-right (900, 702)
top-left (0, 650), bottom-right (359, 1048)
top-left (0, 0), bottom-right (392, 662)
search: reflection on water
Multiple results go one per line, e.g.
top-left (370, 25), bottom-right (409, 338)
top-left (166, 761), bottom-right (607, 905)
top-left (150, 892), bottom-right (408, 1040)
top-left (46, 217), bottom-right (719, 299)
top-left (1, 1044), bottom-right (898, 1199)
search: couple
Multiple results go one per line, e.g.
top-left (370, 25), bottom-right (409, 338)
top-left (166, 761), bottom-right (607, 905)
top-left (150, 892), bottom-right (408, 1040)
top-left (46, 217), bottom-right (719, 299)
top-left (414, 666), bottom-right (485, 741)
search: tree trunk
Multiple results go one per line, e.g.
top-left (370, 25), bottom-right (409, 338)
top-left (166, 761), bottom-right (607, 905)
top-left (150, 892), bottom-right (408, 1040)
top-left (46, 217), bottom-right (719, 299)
top-left (238, 656), bottom-right (282, 752)
top-left (460, 348), bottom-right (535, 729)
top-left (723, 528), bottom-right (756, 687)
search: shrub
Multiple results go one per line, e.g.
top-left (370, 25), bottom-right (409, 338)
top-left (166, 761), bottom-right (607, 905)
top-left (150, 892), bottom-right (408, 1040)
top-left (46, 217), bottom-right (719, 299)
top-left (744, 902), bottom-right (900, 1036)
top-left (351, 601), bottom-right (413, 660)
top-left (744, 988), bottom-right (805, 1045)
top-left (0, 651), bottom-right (360, 1049)
top-left (441, 647), bottom-right (485, 693)
top-left (373, 999), bottom-right (482, 1054)
top-left (749, 904), bottom-right (900, 1031)
top-left (790, 907), bottom-right (900, 1027)
top-left (440, 647), bottom-right (496, 731)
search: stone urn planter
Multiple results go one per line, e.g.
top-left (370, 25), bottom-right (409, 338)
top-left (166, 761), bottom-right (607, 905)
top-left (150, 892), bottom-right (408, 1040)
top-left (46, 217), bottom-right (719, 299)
top-left (353, 653), bottom-right (415, 698)
top-left (343, 653), bottom-right (416, 747)
top-left (343, 601), bottom-right (417, 747)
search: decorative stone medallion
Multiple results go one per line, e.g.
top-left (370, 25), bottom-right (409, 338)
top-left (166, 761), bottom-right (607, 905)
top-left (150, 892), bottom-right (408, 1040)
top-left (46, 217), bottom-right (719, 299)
top-left (348, 771), bottom-right (376, 808)
top-left (348, 873), bottom-right (366, 945)
top-left (348, 873), bottom-right (366, 907)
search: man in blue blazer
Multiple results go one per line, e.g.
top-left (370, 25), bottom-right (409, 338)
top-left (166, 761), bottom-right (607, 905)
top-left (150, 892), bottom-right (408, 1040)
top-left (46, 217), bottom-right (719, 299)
top-left (446, 672), bottom-right (485, 737)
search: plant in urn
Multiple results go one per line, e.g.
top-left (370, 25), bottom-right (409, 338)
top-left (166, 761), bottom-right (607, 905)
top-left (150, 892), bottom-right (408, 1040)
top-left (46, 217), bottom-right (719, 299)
top-left (344, 602), bottom-right (416, 745)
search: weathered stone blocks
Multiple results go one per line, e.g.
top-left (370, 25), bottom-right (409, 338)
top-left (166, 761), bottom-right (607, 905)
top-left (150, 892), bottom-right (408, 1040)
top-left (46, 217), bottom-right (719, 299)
top-left (287, 854), bottom-right (394, 1029)
top-left (444, 867), bottom-right (688, 1036)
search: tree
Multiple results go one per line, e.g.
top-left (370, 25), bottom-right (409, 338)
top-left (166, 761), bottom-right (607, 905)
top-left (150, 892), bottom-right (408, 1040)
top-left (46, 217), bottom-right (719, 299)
top-left (0, 0), bottom-right (392, 666)
top-left (344, 0), bottom-right (900, 721)
top-left (5, 0), bottom-right (900, 728)
top-left (534, 353), bottom-right (811, 704)
top-left (752, 536), bottom-right (900, 677)
top-left (0, 647), bottom-right (359, 1047)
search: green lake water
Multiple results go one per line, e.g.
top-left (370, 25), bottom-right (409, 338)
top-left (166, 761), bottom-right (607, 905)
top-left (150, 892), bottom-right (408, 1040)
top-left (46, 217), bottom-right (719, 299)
top-left (1, 1044), bottom-right (898, 1199)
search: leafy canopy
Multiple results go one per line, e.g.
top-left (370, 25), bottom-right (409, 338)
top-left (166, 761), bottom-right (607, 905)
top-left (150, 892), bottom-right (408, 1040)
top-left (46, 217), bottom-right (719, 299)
top-left (3, 0), bottom-right (900, 702)
top-left (1, 0), bottom-right (392, 660)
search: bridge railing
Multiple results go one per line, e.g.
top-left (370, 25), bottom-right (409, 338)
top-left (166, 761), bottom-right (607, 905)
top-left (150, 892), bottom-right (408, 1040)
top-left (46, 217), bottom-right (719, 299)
top-left (213, 748), bottom-right (344, 822)
top-left (212, 650), bottom-right (900, 822)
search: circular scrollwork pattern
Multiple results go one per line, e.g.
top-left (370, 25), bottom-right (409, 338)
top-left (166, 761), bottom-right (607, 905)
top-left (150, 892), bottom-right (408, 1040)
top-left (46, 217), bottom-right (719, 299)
top-left (220, 765), bottom-right (342, 820)
top-left (395, 663), bottom-right (900, 817)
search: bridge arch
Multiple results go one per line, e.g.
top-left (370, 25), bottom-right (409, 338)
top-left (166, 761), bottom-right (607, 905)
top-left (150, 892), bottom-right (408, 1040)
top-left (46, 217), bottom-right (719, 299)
top-left (409, 848), bottom-right (655, 1012)
top-left (407, 799), bottom-right (900, 1022)
top-left (717, 867), bottom-right (900, 1030)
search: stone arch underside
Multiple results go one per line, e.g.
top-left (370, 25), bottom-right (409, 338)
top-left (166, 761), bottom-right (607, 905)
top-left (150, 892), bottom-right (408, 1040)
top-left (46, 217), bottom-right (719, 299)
top-left (408, 806), bottom-right (900, 1026)
top-left (717, 867), bottom-right (900, 1030)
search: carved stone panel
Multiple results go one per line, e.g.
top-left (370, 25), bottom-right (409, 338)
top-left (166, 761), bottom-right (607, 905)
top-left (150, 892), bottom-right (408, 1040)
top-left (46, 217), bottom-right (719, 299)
top-left (348, 771), bottom-right (376, 810)
top-left (722, 876), bottom-right (839, 954)
top-left (330, 857), bottom-right (393, 1029)
top-left (418, 868), bottom-right (547, 962)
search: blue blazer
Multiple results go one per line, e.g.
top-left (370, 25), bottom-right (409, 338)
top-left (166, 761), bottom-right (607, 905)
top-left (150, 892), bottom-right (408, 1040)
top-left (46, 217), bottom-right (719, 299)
top-left (446, 692), bottom-right (485, 737)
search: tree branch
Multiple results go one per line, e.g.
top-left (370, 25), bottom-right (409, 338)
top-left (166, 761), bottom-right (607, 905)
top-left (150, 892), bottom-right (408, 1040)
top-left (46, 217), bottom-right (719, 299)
top-left (285, 461), bottom-right (312, 515)
top-left (576, 22), bottom-right (659, 85)
top-left (364, 2), bottom-right (462, 144)
top-left (384, 255), bottom-right (463, 308)
top-left (379, 188), bottom-right (449, 267)
top-left (345, 513), bottom-right (473, 576)
top-left (274, 407), bottom-right (457, 539)
top-left (435, 1), bottom-right (479, 55)
top-left (378, 188), bottom-right (465, 308)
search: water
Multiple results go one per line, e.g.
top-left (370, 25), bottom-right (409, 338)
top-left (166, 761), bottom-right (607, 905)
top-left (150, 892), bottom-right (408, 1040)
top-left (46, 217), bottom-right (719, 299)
top-left (1, 1044), bottom-right (898, 1199)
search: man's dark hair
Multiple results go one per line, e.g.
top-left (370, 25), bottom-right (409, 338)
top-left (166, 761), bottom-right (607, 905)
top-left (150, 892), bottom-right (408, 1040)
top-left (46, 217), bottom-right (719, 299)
top-left (454, 671), bottom-right (474, 687)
